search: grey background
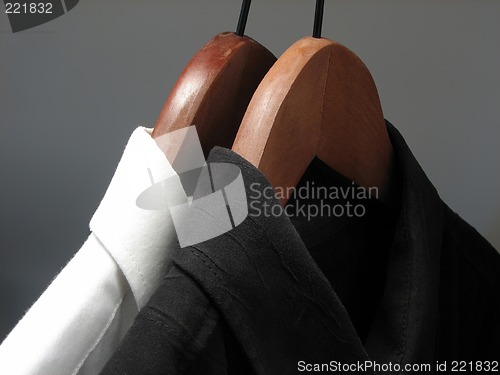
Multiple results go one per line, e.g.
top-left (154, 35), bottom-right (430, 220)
top-left (1, 0), bottom-right (499, 341)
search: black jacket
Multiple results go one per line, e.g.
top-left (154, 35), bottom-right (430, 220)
top-left (101, 122), bottom-right (500, 374)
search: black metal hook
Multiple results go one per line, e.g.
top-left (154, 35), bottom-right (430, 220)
top-left (313, 0), bottom-right (325, 38)
top-left (236, 0), bottom-right (252, 36)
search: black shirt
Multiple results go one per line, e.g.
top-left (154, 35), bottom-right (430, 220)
top-left (101, 122), bottom-right (500, 374)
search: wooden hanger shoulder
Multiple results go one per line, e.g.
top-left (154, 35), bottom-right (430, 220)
top-left (232, 36), bottom-right (393, 204)
top-left (152, 32), bottom-right (276, 162)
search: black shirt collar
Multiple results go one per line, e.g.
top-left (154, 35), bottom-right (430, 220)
top-left (172, 121), bottom-right (444, 371)
top-left (366, 122), bottom-right (444, 364)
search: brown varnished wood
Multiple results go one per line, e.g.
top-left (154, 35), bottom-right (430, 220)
top-left (232, 37), bottom-right (394, 204)
top-left (152, 32), bottom-right (276, 163)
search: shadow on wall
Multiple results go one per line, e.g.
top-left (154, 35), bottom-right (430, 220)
top-left (486, 211), bottom-right (500, 253)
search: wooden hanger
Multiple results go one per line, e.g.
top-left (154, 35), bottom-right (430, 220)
top-left (152, 0), bottom-right (276, 164)
top-left (232, 0), bottom-right (394, 204)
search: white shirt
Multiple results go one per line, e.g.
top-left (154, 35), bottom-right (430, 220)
top-left (0, 127), bottom-right (187, 375)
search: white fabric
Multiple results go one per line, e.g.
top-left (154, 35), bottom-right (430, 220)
top-left (0, 127), bottom-right (186, 375)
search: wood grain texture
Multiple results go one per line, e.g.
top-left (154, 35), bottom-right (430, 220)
top-left (232, 37), bottom-right (394, 204)
top-left (152, 32), bottom-right (276, 163)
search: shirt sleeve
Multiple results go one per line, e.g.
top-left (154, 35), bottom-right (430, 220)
top-left (0, 126), bottom-right (188, 375)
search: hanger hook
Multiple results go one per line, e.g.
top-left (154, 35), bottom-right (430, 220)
top-left (236, 0), bottom-right (252, 36)
top-left (313, 0), bottom-right (325, 38)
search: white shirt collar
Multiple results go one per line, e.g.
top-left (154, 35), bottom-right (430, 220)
top-left (90, 127), bottom-right (187, 309)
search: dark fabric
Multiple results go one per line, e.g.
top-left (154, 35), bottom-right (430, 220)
top-left (101, 122), bottom-right (500, 375)
top-left (287, 162), bottom-right (398, 343)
